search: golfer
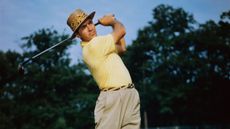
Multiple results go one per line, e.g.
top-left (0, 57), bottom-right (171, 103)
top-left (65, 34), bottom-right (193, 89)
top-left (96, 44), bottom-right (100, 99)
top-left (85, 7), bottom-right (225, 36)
top-left (67, 9), bottom-right (141, 129)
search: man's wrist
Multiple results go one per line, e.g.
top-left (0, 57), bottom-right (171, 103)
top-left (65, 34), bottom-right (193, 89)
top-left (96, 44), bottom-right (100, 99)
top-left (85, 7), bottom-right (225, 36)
top-left (107, 18), bottom-right (116, 26)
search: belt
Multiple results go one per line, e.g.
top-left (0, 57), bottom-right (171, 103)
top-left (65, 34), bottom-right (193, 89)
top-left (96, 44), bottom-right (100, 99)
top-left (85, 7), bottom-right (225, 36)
top-left (101, 83), bottom-right (135, 92)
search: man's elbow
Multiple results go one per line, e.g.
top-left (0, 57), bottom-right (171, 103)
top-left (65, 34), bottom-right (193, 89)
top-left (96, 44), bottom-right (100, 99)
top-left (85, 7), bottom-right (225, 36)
top-left (122, 47), bottom-right (127, 52)
top-left (118, 47), bottom-right (126, 55)
top-left (121, 28), bottom-right (126, 38)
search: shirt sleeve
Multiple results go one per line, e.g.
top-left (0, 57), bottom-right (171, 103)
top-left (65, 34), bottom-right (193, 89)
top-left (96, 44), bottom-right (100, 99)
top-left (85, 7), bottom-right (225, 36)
top-left (91, 34), bottom-right (118, 56)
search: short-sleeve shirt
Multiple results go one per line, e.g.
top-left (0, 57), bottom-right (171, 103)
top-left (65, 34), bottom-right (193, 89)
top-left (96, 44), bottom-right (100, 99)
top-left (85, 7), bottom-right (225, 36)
top-left (81, 34), bottom-right (132, 89)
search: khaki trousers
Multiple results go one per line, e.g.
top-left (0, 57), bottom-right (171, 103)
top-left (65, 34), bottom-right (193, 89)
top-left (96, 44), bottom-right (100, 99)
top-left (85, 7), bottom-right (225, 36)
top-left (94, 88), bottom-right (141, 129)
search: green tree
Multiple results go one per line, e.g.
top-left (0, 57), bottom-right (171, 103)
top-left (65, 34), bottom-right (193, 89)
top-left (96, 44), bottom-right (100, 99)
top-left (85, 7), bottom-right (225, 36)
top-left (0, 50), bottom-right (23, 129)
top-left (123, 4), bottom-right (230, 126)
top-left (183, 10), bottom-right (230, 125)
top-left (0, 28), bottom-right (98, 129)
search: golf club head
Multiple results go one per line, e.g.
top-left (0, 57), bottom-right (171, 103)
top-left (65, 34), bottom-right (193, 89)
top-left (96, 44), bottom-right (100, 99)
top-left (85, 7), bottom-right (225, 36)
top-left (18, 64), bottom-right (25, 76)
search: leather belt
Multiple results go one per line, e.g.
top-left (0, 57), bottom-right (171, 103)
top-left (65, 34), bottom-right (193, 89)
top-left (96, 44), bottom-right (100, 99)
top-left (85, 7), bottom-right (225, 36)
top-left (101, 83), bottom-right (135, 92)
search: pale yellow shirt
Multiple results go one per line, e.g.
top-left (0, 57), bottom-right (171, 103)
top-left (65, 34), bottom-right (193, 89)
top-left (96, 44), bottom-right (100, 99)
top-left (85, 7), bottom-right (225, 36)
top-left (81, 34), bottom-right (132, 89)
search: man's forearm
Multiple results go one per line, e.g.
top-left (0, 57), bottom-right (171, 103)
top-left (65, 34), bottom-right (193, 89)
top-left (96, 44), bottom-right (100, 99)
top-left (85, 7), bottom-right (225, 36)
top-left (98, 14), bottom-right (126, 44)
top-left (116, 37), bottom-right (126, 55)
top-left (111, 20), bottom-right (126, 43)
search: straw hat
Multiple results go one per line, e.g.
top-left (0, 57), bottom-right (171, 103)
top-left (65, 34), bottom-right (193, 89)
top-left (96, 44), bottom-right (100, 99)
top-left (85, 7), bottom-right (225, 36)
top-left (67, 9), bottom-right (95, 33)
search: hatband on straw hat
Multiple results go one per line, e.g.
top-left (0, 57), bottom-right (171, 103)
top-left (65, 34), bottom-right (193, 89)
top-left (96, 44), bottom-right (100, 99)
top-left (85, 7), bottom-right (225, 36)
top-left (67, 9), bottom-right (95, 33)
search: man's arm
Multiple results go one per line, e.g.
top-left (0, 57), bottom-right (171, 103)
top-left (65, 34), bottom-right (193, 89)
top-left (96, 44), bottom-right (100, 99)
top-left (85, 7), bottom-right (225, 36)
top-left (98, 14), bottom-right (126, 45)
top-left (116, 37), bottom-right (126, 55)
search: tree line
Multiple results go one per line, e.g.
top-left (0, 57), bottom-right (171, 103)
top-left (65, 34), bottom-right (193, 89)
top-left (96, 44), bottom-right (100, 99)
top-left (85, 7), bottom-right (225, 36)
top-left (0, 4), bottom-right (229, 129)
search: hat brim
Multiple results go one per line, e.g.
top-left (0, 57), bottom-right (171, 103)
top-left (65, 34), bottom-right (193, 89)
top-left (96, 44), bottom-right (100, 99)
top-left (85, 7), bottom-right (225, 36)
top-left (73, 11), bottom-right (96, 34)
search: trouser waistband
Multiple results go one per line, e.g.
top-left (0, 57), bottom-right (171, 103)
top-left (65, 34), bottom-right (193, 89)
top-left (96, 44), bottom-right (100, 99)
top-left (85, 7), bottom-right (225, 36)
top-left (101, 83), bottom-right (135, 92)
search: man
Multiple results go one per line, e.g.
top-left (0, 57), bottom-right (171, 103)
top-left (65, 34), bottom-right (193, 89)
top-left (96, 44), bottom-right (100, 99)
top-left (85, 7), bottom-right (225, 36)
top-left (67, 9), bottom-right (141, 129)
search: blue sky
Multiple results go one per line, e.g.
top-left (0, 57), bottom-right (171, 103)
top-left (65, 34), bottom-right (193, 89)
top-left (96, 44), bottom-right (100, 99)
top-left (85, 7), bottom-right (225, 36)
top-left (0, 0), bottom-right (229, 63)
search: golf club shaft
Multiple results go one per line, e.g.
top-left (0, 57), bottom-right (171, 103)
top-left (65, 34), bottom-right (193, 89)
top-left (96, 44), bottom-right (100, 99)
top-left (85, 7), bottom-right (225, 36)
top-left (19, 22), bottom-right (100, 66)
top-left (20, 37), bottom-right (72, 66)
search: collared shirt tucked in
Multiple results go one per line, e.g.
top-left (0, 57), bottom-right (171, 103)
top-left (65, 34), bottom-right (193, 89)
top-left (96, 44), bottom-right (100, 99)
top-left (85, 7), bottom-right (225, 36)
top-left (81, 34), bottom-right (132, 89)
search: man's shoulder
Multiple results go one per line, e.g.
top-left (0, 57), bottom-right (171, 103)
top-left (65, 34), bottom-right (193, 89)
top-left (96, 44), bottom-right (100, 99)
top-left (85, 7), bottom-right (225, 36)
top-left (92, 34), bottom-right (112, 42)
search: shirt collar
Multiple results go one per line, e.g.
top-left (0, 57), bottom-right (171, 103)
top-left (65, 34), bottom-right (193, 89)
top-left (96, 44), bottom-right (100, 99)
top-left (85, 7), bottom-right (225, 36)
top-left (80, 41), bottom-right (89, 47)
top-left (80, 37), bottom-right (96, 47)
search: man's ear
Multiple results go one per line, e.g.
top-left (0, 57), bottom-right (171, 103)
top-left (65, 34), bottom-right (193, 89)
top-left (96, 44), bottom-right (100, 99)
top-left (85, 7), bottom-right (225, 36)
top-left (75, 31), bottom-right (80, 38)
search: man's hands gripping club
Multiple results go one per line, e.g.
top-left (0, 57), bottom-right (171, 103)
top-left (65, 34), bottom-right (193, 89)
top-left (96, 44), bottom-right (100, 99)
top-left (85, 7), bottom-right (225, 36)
top-left (98, 14), bottom-right (116, 26)
top-left (98, 14), bottom-right (127, 54)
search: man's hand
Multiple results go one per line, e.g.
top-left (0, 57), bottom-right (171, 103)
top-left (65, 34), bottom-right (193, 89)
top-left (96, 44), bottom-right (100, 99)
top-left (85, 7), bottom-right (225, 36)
top-left (98, 13), bottom-right (126, 45)
top-left (98, 14), bottom-right (116, 26)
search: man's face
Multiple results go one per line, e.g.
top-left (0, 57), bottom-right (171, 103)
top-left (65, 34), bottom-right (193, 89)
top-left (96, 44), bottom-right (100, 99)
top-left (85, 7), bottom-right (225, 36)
top-left (77, 19), bottom-right (97, 42)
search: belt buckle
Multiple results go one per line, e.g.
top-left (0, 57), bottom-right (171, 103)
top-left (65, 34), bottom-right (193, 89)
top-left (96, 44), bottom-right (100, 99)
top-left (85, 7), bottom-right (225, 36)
top-left (127, 83), bottom-right (134, 88)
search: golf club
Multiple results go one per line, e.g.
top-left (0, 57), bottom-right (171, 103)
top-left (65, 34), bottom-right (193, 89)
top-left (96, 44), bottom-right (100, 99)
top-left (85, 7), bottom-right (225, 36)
top-left (18, 22), bottom-right (100, 75)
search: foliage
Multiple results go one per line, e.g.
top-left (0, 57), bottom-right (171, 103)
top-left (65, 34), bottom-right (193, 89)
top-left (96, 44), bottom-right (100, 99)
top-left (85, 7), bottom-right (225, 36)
top-left (123, 4), bottom-right (230, 126)
top-left (0, 28), bottom-right (98, 129)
